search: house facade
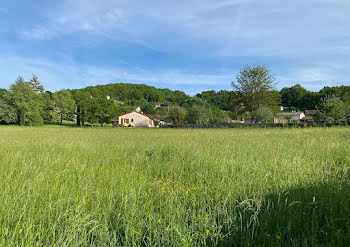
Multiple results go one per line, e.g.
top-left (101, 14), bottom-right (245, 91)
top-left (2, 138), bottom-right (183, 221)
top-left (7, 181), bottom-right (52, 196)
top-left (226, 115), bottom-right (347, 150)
top-left (274, 112), bottom-right (306, 123)
top-left (301, 110), bottom-right (319, 122)
top-left (113, 112), bottom-right (155, 127)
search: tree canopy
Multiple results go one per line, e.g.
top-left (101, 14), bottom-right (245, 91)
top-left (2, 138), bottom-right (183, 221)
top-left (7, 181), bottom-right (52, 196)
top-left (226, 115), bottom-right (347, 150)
top-left (1, 69), bottom-right (350, 126)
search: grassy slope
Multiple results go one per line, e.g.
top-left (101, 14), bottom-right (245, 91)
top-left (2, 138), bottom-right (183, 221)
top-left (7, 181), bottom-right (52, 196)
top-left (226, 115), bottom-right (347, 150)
top-left (0, 126), bottom-right (349, 246)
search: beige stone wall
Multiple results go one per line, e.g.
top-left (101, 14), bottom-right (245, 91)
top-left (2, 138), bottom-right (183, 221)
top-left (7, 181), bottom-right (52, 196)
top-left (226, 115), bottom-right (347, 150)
top-left (274, 112), bottom-right (306, 123)
top-left (119, 112), bottom-right (154, 127)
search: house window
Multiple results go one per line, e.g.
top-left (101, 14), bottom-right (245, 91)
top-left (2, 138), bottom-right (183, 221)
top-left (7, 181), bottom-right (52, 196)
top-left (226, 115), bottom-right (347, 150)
top-left (124, 119), bottom-right (128, 124)
top-left (131, 119), bottom-right (134, 122)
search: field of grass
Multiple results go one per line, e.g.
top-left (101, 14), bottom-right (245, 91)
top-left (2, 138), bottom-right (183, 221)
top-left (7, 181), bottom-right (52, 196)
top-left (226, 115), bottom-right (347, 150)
top-left (0, 126), bottom-right (349, 246)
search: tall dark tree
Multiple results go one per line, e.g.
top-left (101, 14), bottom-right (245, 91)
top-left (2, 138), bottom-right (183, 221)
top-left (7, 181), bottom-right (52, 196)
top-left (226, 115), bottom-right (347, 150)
top-left (8, 76), bottom-right (44, 126)
top-left (299, 92), bottom-right (321, 111)
top-left (280, 84), bottom-right (308, 109)
top-left (73, 91), bottom-right (92, 127)
top-left (42, 91), bottom-right (55, 123)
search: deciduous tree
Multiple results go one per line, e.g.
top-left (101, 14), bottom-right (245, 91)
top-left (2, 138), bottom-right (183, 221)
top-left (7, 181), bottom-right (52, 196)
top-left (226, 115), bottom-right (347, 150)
top-left (53, 90), bottom-right (76, 124)
top-left (232, 65), bottom-right (280, 120)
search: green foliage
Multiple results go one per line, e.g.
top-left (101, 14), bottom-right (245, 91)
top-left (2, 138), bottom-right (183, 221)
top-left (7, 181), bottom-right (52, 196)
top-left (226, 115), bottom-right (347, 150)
top-left (2, 74), bottom-right (350, 127)
top-left (320, 86), bottom-right (350, 105)
top-left (0, 88), bottom-right (7, 100)
top-left (154, 106), bottom-right (169, 116)
top-left (142, 103), bottom-right (156, 114)
top-left (252, 106), bottom-right (275, 123)
top-left (73, 91), bottom-right (92, 126)
top-left (232, 65), bottom-right (281, 116)
top-left (42, 91), bottom-right (56, 123)
top-left (0, 97), bottom-right (18, 124)
top-left (28, 110), bottom-right (44, 126)
top-left (71, 83), bottom-right (191, 106)
top-left (94, 98), bottom-right (121, 127)
top-left (186, 105), bottom-right (210, 124)
top-left (316, 96), bottom-right (347, 123)
top-left (280, 85), bottom-right (350, 111)
top-left (53, 90), bottom-right (76, 124)
top-left (168, 106), bottom-right (186, 124)
top-left (7, 76), bottom-right (45, 126)
top-left (298, 92), bottom-right (321, 111)
top-left (186, 104), bottom-right (224, 124)
top-left (280, 84), bottom-right (308, 109)
top-left (196, 90), bottom-right (231, 110)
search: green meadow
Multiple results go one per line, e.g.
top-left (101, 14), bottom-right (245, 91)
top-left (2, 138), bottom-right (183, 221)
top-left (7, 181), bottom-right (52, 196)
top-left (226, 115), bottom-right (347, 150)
top-left (0, 126), bottom-right (349, 246)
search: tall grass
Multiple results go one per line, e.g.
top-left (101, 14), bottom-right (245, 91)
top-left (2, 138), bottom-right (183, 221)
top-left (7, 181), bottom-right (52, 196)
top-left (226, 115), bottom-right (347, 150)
top-left (0, 126), bottom-right (349, 246)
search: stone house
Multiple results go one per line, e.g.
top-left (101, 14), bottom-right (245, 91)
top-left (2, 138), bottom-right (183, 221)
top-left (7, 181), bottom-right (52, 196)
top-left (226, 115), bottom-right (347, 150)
top-left (112, 112), bottom-right (156, 127)
top-left (274, 112), bottom-right (306, 124)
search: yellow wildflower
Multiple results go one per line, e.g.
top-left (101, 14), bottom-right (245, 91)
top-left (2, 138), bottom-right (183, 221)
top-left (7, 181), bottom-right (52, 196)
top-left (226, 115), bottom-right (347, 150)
top-left (206, 229), bottom-right (210, 235)
top-left (190, 238), bottom-right (193, 242)
top-left (157, 219), bottom-right (161, 223)
top-left (154, 230), bottom-right (157, 235)
top-left (117, 213), bottom-right (121, 217)
top-left (181, 238), bottom-right (186, 243)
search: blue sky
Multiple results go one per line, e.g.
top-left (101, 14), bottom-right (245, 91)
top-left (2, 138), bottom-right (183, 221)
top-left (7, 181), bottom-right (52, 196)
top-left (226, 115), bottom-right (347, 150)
top-left (0, 0), bottom-right (349, 95)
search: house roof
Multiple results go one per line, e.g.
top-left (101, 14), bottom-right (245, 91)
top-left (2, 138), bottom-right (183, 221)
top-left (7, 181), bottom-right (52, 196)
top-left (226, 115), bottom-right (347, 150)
top-left (304, 110), bottom-right (319, 115)
top-left (277, 112), bottom-right (304, 116)
top-left (144, 114), bottom-right (169, 121)
top-left (114, 111), bottom-right (151, 119)
top-left (301, 117), bottom-right (314, 121)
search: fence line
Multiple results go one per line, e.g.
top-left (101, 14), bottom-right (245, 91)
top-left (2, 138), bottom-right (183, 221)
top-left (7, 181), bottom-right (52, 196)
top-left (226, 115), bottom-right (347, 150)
top-left (159, 122), bottom-right (348, 128)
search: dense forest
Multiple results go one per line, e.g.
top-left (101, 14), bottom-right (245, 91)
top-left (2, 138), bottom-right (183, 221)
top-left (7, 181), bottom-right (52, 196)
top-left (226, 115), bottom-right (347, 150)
top-left (1, 66), bottom-right (350, 126)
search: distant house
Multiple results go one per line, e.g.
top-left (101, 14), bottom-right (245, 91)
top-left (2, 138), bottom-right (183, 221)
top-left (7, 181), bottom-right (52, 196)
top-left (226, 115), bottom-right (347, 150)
top-left (232, 120), bottom-right (244, 124)
top-left (154, 102), bottom-right (164, 108)
top-left (112, 112), bottom-right (157, 128)
top-left (274, 112), bottom-right (305, 124)
top-left (301, 110), bottom-right (319, 123)
top-left (144, 114), bottom-right (171, 126)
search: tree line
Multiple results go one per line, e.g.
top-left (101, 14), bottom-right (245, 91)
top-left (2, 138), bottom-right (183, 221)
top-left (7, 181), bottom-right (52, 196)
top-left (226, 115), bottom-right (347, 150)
top-left (1, 65), bottom-right (350, 126)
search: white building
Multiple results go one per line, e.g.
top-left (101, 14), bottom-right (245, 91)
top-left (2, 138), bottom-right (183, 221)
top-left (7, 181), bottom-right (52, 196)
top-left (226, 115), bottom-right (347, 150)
top-left (274, 112), bottom-right (305, 123)
top-left (113, 112), bottom-right (155, 127)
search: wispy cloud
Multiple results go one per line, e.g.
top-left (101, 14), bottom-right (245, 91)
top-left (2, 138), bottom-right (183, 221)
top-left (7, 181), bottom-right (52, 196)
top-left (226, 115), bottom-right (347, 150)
top-left (0, 55), bottom-right (233, 94)
top-left (2, 0), bottom-right (350, 93)
top-left (21, 7), bottom-right (126, 40)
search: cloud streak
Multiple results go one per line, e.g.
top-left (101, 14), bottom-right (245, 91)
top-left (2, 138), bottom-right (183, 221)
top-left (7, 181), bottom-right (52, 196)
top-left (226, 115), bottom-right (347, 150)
top-left (0, 0), bottom-right (349, 93)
